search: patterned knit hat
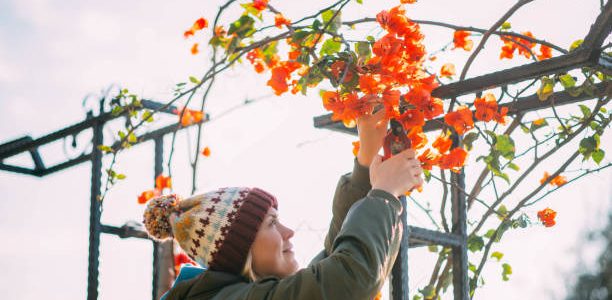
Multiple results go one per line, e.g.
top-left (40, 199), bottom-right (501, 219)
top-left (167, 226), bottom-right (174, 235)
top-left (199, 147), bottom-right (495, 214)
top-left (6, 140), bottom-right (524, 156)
top-left (143, 187), bottom-right (277, 274)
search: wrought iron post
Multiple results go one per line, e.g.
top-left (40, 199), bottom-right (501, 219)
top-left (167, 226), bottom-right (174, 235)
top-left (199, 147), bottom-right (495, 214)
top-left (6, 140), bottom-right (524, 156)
top-left (390, 195), bottom-right (409, 300)
top-left (153, 137), bottom-right (174, 300)
top-left (451, 169), bottom-right (469, 300)
top-left (87, 117), bottom-right (103, 300)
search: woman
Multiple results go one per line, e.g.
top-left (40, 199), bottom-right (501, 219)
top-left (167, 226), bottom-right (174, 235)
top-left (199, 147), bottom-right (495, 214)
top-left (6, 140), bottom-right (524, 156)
top-left (143, 109), bottom-right (423, 299)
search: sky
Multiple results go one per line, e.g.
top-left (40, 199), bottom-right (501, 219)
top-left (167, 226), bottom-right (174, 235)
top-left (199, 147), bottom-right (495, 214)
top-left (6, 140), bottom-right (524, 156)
top-left (0, 0), bottom-right (610, 299)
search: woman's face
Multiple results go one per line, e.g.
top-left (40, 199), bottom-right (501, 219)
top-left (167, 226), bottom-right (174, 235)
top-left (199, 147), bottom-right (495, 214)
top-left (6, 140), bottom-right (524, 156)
top-left (250, 207), bottom-right (298, 278)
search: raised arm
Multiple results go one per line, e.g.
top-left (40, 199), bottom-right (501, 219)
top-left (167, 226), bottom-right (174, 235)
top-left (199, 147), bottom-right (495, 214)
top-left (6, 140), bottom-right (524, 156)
top-left (324, 108), bottom-right (389, 255)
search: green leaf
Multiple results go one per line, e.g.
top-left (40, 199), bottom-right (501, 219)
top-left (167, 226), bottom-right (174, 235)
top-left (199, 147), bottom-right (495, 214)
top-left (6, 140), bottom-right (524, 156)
top-left (520, 123), bottom-right (530, 133)
top-left (321, 10), bottom-right (342, 33)
top-left (569, 39), bottom-right (583, 52)
top-left (463, 132), bottom-right (479, 151)
top-left (423, 169), bottom-right (431, 182)
top-left (491, 251), bottom-right (504, 261)
top-left (116, 174), bottom-right (126, 180)
top-left (497, 204), bottom-right (508, 220)
top-left (97, 145), bottom-right (114, 153)
top-left (468, 262), bottom-right (477, 273)
top-left (467, 235), bottom-right (484, 253)
top-left (412, 295), bottom-right (422, 300)
top-left (141, 110), bottom-right (154, 123)
top-left (111, 106), bottom-right (124, 116)
top-left (559, 74), bottom-right (576, 89)
top-left (366, 35), bottom-right (376, 43)
top-left (320, 39), bottom-right (341, 56)
top-left (592, 149), bottom-right (605, 164)
top-left (578, 104), bottom-right (592, 119)
top-left (118, 130), bottom-right (126, 140)
top-left (128, 133), bottom-right (138, 143)
top-left (502, 263), bottom-right (513, 281)
top-left (228, 15), bottom-right (255, 38)
top-left (537, 76), bottom-right (555, 101)
top-left (494, 134), bottom-right (515, 160)
top-left (501, 22), bottom-right (511, 30)
top-left (356, 0), bottom-right (363, 3)
top-left (579, 136), bottom-right (598, 160)
top-left (428, 245), bottom-right (438, 253)
top-left (484, 229), bottom-right (496, 239)
top-left (189, 76), bottom-right (201, 84)
top-left (418, 285), bottom-right (435, 298)
top-left (355, 41), bottom-right (371, 58)
top-left (508, 162), bottom-right (520, 171)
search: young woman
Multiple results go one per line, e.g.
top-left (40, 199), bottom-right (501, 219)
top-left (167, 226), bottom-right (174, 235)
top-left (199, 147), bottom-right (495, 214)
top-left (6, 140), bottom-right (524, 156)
top-left (143, 109), bottom-right (423, 299)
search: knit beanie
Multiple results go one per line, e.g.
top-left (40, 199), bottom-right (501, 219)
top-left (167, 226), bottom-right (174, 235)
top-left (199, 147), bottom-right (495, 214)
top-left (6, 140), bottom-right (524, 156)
top-left (143, 187), bottom-right (278, 274)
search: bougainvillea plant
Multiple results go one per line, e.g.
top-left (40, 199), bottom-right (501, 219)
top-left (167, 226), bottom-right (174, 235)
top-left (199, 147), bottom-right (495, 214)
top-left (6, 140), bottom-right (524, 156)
top-left (96, 0), bottom-right (610, 298)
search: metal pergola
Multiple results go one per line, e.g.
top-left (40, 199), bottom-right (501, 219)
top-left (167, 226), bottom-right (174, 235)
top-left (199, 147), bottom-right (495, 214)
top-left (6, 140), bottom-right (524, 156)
top-left (0, 2), bottom-right (609, 300)
top-left (0, 98), bottom-right (205, 300)
top-left (314, 2), bottom-right (610, 299)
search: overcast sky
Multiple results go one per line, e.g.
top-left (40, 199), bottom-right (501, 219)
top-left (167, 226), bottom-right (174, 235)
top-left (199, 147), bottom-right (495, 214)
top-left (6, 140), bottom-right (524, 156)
top-left (0, 0), bottom-right (610, 299)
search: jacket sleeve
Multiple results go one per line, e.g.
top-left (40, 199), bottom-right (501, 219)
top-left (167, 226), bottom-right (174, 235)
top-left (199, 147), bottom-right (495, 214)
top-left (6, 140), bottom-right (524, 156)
top-left (323, 159), bottom-right (372, 256)
top-left (214, 189), bottom-right (403, 300)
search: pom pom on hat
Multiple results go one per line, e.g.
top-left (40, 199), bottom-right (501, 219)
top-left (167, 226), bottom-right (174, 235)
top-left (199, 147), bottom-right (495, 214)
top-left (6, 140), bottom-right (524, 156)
top-left (143, 194), bottom-right (181, 240)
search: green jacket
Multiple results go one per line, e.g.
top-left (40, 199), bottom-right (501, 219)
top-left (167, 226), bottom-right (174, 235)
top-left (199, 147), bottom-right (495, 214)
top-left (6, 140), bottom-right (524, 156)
top-left (165, 160), bottom-right (403, 300)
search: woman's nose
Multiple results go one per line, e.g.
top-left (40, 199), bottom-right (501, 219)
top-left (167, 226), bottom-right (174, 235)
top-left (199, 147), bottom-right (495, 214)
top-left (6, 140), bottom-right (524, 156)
top-left (280, 223), bottom-right (294, 240)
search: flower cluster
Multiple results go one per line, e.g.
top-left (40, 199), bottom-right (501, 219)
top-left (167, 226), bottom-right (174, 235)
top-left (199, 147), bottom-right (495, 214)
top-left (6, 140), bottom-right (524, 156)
top-left (537, 208), bottom-right (557, 227)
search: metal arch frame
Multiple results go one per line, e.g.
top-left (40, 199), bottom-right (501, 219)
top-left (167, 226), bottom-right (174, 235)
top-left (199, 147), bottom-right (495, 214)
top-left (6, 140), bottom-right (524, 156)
top-left (0, 99), bottom-right (205, 300)
top-left (314, 2), bottom-right (611, 299)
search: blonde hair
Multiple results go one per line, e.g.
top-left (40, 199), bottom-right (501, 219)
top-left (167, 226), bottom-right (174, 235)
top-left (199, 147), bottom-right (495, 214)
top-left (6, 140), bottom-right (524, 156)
top-left (241, 250), bottom-right (259, 282)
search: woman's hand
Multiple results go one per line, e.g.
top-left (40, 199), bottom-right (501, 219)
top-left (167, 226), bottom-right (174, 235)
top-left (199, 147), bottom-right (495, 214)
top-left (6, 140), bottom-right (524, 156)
top-left (356, 102), bottom-right (388, 167)
top-left (369, 149), bottom-right (423, 197)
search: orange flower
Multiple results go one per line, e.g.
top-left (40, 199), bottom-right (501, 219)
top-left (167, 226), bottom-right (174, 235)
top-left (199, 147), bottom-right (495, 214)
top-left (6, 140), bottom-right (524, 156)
top-left (537, 208), bottom-right (557, 227)
top-left (550, 175), bottom-right (567, 186)
top-left (268, 66), bottom-right (290, 95)
top-left (494, 106), bottom-right (508, 125)
top-left (404, 87), bottom-right (443, 120)
top-left (440, 63), bottom-right (455, 78)
top-left (193, 18), bottom-right (208, 30)
top-left (214, 25), bottom-right (226, 37)
top-left (453, 30), bottom-right (473, 51)
top-left (499, 35), bottom-right (517, 59)
top-left (274, 14), bottom-right (291, 28)
top-left (533, 118), bottom-right (545, 125)
top-left (432, 132), bottom-right (452, 154)
top-left (177, 108), bottom-right (204, 126)
top-left (330, 61), bottom-right (354, 83)
top-left (252, 0), bottom-right (268, 11)
top-left (190, 43), bottom-right (199, 55)
top-left (540, 172), bottom-right (567, 187)
top-left (407, 127), bottom-right (427, 150)
top-left (202, 146), bottom-right (211, 157)
top-left (418, 148), bottom-right (441, 170)
top-left (184, 17), bottom-right (208, 39)
top-left (474, 93), bottom-right (498, 122)
top-left (439, 147), bottom-right (467, 172)
top-left (397, 109), bottom-right (425, 131)
top-left (138, 190), bottom-right (159, 204)
top-left (352, 141), bottom-right (360, 157)
top-left (359, 74), bottom-right (386, 95)
top-left (155, 175), bottom-right (172, 190)
top-left (516, 31), bottom-right (535, 59)
top-left (444, 106), bottom-right (474, 135)
top-left (400, 0), bottom-right (417, 3)
top-left (184, 29), bottom-right (194, 39)
top-left (537, 45), bottom-right (552, 60)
